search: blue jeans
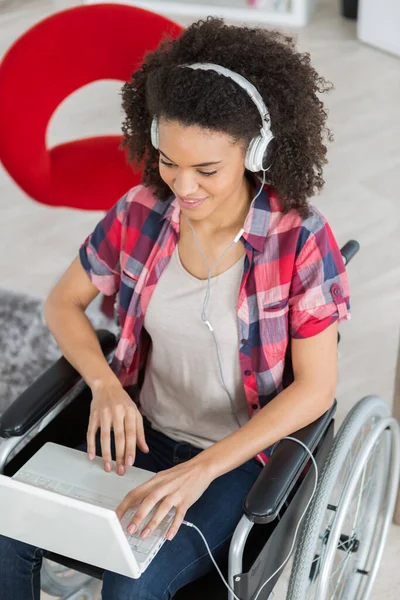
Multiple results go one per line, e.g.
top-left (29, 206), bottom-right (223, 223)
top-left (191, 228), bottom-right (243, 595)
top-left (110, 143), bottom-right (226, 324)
top-left (0, 418), bottom-right (262, 599)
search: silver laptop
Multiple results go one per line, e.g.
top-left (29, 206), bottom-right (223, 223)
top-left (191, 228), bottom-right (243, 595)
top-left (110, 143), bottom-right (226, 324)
top-left (0, 442), bottom-right (175, 578)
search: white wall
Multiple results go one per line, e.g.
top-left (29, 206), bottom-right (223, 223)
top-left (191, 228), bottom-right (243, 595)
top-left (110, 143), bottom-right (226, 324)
top-left (358, 0), bottom-right (400, 57)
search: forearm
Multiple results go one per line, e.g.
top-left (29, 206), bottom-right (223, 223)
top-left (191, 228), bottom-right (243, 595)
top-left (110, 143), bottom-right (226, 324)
top-left (44, 298), bottom-right (120, 392)
top-left (195, 380), bottom-right (335, 479)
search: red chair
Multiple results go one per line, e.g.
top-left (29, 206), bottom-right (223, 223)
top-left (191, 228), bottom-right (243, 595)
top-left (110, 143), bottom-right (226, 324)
top-left (0, 3), bottom-right (183, 211)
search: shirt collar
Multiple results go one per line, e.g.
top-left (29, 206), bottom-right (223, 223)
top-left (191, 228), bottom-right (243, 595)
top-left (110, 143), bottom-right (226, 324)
top-left (161, 173), bottom-right (271, 252)
top-left (161, 195), bottom-right (181, 234)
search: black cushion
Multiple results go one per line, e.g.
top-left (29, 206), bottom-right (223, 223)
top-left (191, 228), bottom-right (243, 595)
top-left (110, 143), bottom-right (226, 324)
top-left (244, 401), bottom-right (336, 523)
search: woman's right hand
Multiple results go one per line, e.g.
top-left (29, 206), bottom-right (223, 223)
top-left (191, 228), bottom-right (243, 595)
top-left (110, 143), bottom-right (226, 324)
top-left (87, 380), bottom-right (149, 476)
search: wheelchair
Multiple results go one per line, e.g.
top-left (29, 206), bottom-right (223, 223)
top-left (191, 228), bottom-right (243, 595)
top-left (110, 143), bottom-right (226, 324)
top-left (0, 242), bottom-right (399, 600)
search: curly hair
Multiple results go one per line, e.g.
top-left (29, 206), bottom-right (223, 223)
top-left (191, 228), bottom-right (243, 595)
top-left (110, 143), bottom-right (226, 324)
top-left (120, 17), bottom-right (333, 217)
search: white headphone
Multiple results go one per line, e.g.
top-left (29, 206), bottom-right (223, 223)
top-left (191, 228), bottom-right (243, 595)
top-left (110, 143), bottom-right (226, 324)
top-left (150, 62), bottom-right (274, 173)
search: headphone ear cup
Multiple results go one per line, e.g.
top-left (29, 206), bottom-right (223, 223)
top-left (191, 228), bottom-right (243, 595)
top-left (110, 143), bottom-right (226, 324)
top-left (150, 118), bottom-right (159, 149)
top-left (245, 137), bottom-right (260, 172)
top-left (245, 133), bottom-right (274, 172)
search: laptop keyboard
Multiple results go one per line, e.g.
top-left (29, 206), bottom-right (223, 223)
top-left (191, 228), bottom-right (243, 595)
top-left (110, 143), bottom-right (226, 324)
top-left (15, 469), bottom-right (174, 556)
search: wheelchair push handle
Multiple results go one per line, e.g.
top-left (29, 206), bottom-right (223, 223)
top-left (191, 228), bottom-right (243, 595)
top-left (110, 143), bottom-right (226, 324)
top-left (340, 240), bottom-right (360, 266)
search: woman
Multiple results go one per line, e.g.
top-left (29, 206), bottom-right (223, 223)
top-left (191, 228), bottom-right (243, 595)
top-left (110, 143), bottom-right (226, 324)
top-left (0, 17), bottom-right (350, 600)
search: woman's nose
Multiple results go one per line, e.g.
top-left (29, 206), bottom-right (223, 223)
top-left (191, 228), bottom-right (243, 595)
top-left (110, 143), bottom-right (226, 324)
top-left (173, 170), bottom-right (198, 198)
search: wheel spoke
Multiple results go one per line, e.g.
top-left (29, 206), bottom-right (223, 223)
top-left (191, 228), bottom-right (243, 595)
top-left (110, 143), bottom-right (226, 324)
top-left (287, 398), bottom-right (396, 600)
top-left (350, 461), bottom-right (368, 535)
top-left (329, 548), bottom-right (352, 579)
top-left (329, 550), bottom-right (354, 599)
top-left (347, 443), bottom-right (379, 536)
top-left (326, 420), bottom-right (387, 599)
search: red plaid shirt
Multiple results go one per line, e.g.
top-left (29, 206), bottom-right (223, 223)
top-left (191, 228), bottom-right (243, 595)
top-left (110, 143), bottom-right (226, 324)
top-left (80, 178), bottom-right (350, 458)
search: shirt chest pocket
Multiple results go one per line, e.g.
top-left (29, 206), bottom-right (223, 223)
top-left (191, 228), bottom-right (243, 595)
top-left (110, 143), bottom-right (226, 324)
top-left (259, 296), bottom-right (290, 356)
top-left (263, 297), bottom-right (289, 315)
top-left (121, 269), bottom-right (139, 289)
top-left (119, 269), bottom-right (140, 314)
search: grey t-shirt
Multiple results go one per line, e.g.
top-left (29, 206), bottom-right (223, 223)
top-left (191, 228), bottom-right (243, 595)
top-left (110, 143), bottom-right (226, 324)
top-left (139, 245), bottom-right (249, 449)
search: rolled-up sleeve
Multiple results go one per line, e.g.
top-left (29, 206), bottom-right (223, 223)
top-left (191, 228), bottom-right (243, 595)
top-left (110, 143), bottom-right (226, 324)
top-left (289, 217), bottom-right (351, 339)
top-left (79, 194), bottom-right (127, 296)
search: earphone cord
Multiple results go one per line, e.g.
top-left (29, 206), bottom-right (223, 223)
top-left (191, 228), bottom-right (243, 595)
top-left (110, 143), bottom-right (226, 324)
top-left (183, 436), bottom-right (319, 600)
top-left (184, 169), bottom-right (268, 428)
top-left (185, 216), bottom-right (243, 428)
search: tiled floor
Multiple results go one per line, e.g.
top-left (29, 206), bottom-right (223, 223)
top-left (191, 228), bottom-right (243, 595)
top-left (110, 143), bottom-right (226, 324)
top-left (1, 0), bottom-right (399, 598)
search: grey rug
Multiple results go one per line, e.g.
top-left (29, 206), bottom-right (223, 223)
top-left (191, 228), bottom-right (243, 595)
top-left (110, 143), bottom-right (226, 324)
top-left (0, 287), bottom-right (117, 415)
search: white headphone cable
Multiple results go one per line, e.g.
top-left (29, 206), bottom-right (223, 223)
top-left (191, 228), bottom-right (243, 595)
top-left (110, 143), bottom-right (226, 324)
top-left (183, 436), bottom-right (319, 600)
top-left (184, 169), bottom-right (268, 428)
top-left (184, 216), bottom-right (243, 428)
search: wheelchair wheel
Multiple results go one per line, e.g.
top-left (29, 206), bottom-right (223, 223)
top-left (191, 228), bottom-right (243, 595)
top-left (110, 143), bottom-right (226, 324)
top-left (287, 395), bottom-right (400, 600)
top-left (41, 557), bottom-right (93, 597)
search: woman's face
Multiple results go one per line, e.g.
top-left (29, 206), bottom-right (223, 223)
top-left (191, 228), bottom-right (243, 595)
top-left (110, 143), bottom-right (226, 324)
top-left (157, 118), bottom-right (249, 223)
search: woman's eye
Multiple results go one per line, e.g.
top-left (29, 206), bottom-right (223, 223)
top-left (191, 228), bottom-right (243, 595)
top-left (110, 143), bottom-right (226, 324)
top-left (160, 160), bottom-right (216, 177)
top-left (200, 170), bottom-right (217, 177)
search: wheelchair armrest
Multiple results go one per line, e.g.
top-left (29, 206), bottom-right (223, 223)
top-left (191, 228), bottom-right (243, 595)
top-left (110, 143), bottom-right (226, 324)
top-left (0, 330), bottom-right (117, 438)
top-left (244, 401), bottom-right (336, 524)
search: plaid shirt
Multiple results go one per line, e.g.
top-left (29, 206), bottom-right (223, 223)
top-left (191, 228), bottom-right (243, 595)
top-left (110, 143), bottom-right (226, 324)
top-left (80, 179), bottom-right (350, 459)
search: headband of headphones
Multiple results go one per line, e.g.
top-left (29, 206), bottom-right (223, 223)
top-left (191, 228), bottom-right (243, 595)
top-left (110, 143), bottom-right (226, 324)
top-left (183, 63), bottom-right (272, 131)
top-left (150, 62), bottom-right (274, 172)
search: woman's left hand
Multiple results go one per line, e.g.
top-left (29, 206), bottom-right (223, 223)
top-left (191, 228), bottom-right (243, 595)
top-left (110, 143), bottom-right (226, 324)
top-left (116, 458), bottom-right (214, 541)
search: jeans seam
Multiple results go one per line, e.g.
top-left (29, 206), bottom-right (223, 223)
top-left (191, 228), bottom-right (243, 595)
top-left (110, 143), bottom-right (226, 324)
top-left (30, 547), bottom-right (41, 600)
top-left (163, 531), bottom-right (233, 600)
